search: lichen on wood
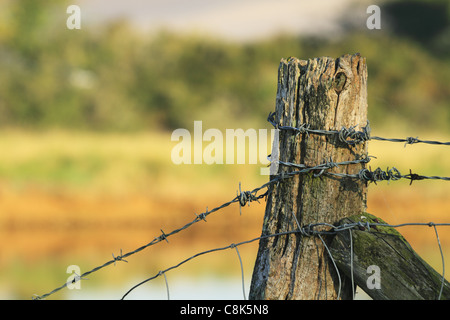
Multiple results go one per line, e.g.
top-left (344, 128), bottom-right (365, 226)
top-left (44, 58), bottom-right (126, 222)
top-left (249, 54), bottom-right (368, 300)
top-left (330, 212), bottom-right (450, 300)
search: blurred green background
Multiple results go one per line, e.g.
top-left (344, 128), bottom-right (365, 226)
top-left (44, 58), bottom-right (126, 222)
top-left (0, 0), bottom-right (449, 300)
top-left (0, 0), bottom-right (448, 132)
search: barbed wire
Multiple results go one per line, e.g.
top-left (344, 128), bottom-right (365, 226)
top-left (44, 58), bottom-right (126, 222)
top-left (33, 156), bottom-right (377, 300)
top-left (32, 183), bottom-right (268, 300)
top-left (267, 112), bottom-right (450, 147)
top-left (337, 167), bottom-right (450, 185)
top-left (277, 159), bottom-right (450, 184)
top-left (120, 220), bottom-right (450, 300)
top-left (33, 115), bottom-right (449, 300)
top-left (33, 152), bottom-right (449, 299)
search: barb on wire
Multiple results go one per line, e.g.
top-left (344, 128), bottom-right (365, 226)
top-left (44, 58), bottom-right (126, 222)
top-left (195, 207), bottom-right (208, 222)
top-left (237, 182), bottom-right (260, 215)
top-left (268, 112), bottom-right (450, 147)
top-left (112, 249), bottom-right (128, 266)
top-left (370, 135), bottom-right (450, 147)
top-left (326, 166), bottom-right (450, 185)
top-left (159, 229), bottom-right (169, 243)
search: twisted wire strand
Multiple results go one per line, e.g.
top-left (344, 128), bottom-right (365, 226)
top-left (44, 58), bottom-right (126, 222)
top-left (327, 167), bottom-right (450, 185)
top-left (277, 158), bottom-right (450, 185)
top-left (268, 112), bottom-right (450, 147)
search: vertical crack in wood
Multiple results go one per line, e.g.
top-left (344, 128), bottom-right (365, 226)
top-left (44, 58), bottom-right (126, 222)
top-left (249, 54), bottom-right (368, 300)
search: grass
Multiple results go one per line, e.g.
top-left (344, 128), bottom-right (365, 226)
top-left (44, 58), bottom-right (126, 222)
top-left (0, 128), bottom-right (270, 195)
top-left (0, 128), bottom-right (449, 299)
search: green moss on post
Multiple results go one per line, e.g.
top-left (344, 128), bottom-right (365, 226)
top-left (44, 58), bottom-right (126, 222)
top-left (330, 212), bottom-right (450, 300)
top-left (249, 54), bottom-right (368, 300)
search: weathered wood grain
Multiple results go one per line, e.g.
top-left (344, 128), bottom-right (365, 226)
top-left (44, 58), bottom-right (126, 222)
top-left (330, 212), bottom-right (450, 300)
top-left (249, 54), bottom-right (368, 300)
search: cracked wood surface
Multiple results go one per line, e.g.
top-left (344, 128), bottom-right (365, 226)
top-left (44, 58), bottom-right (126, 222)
top-left (249, 54), bottom-right (368, 300)
top-left (330, 213), bottom-right (450, 300)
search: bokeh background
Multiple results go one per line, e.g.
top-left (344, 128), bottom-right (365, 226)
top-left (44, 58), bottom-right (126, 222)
top-left (0, 0), bottom-right (449, 299)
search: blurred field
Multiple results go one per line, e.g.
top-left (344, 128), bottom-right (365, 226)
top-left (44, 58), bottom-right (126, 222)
top-left (1, 0), bottom-right (449, 301)
top-left (0, 129), bottom-right (449, 299)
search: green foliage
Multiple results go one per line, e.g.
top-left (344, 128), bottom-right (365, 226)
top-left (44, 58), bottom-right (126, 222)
top-left (0, 1), bottom-right (448, 132)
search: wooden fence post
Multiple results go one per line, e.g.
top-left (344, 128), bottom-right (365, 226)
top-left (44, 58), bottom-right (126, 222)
top-left (329, 213), bottom-right (450, 300)
top-left (249, 53), bottom-right (368, 300)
